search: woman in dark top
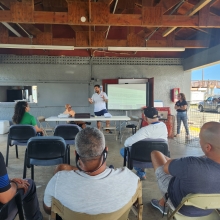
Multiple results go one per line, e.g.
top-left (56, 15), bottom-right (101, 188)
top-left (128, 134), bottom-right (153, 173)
top-left (174, 93), bottom-right (189, 138)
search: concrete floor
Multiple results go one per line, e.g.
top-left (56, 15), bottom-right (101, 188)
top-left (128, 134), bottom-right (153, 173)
top-left (0, 133), bottom-right (203, 220)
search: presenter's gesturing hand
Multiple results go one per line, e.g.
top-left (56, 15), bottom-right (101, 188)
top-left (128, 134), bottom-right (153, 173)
top-left (101, 95), bottom-right (107, 103)
top-left (88, 98), bottom-right (93, 104)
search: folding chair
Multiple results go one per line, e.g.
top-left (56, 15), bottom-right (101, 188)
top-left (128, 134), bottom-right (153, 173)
top-left (167, 194), bottom-right (220, 220)
top-left (23, 136), bottom-right (67, 180)
top-left (123, 139), bottom-right (169, 170)
top-left (120, 116), bottom-right (142, 143)
top-left (101, 121), bottom-right (118, 141)
top-left (6, 125), bottom-right (37, 167)
top-left (54, 124), bottom-right (81, 164)
top-left (0, 191), bottom-right (24, 220)
top-left (50, 180), bottom-right (143, 220)
top-left (37, 116), bottom-right (54, 136)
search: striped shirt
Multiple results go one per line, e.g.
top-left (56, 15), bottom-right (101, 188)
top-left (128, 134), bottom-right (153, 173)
top-left (0, 152), bottom-right (10, 193)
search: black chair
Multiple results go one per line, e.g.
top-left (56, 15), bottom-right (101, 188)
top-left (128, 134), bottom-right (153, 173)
top-left (6, 125), bottom-right (37, 167)
top-left (23, 136), bottom-right (67, 180)
top-left (54, 124), bottom-right (81, 164)
top-left (123, 139), bottom-right (169, 170)
top-left (0, 192), bottom-right (24, 220)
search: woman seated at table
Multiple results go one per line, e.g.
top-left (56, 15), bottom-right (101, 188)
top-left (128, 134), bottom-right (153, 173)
top-left (63, 104), bottom-right (86, 129)
top-left (12, 101), bottom-right (44, 135)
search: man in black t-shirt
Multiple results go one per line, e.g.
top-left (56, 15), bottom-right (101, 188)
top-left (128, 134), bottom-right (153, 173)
top-left (151, 122), bottom-right (220, 217)
top-left (0, 152), bottom-right (42, 220)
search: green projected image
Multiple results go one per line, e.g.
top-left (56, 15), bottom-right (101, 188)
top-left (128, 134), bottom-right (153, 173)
top-left (107, 84), bottom-right (146, 110)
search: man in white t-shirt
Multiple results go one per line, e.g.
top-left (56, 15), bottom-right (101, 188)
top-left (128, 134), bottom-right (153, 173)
top-left (120, 107), bottom-right (168, 180)
top-left (43, 127), bottom-right (139, 215)
top-left (88, 85), bottom-right (110, 130)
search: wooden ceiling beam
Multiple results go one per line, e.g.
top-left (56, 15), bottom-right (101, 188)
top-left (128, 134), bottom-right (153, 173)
top-left (0, 35), bottom-right (209, 48)
top-left (0, 11), bottom-right (199, 27)
top-left (163, 0), bottom-right (212, 37)
top-left (0, 23), bottom-right (8, 43)
top-left (0, 0), bottom-right (42, 37)
top-left (1, 2), bottom-right (220, 28)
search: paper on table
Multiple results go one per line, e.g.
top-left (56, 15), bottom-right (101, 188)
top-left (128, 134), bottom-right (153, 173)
top-left (58, 114), bottom-right (70, 118)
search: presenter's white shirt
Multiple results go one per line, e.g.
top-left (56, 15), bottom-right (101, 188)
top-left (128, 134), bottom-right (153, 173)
top-left (124, 121), bottom-right (168, 147)
top-left (91, 92), bottom-right (108, 112)
top-left (44, 167), bottom-right (139, 214)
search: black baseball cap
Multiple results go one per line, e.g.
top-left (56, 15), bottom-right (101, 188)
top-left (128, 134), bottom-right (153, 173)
top-left (144, 107), bottom-right (158, 119)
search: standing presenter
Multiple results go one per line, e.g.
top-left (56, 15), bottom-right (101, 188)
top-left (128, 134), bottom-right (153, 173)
top-left (88, 85), bottom-right (111, 132)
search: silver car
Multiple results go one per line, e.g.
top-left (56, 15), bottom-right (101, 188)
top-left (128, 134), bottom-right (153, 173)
top-left (198, 96), bottom-right (220, 113)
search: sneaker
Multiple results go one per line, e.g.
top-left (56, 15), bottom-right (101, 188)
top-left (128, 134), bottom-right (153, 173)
top-left (140, 175), bottom-right (146, 181)
top-left (186, 135), bottom-right (190, 140)
top-left (174, 134), bottom-right (180, 138)
top-left (151, 199), bottom-right (168, 215)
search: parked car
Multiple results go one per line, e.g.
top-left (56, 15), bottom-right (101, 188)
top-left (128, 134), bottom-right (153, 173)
top-left (198, 96), bottom-right (220, 112)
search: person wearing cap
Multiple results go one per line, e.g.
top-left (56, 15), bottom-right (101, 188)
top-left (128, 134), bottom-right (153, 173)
top-left (43, 127), bottom-right (139, 215)
top-left (120, 107), bottom-right (168, 180)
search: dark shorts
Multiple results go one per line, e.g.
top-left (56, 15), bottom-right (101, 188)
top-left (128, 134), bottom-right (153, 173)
top-left (94, 109), bottom-right (108, 116)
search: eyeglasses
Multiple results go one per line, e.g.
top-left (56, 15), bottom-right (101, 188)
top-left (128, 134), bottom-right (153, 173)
top-left (68, 106), bottom-right (72, 108)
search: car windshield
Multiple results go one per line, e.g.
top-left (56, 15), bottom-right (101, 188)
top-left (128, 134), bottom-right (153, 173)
top-left (206, 97), bottom-right (212, 101)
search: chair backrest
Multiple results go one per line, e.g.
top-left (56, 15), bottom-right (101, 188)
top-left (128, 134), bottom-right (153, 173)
top-left (27, 136), bottom-right (66, 160)
top-left (54, 124), bottom-right (81, 140)
top-left (183, 194), bottom-right (220, 209)
top-left (51, 181), bottom-right (143, 220)
top-left (8, 125), bottom-right (36, 141)
top-left (168, 194), bottom-right (220, 220)
top-left (130, 139), bottom-right (169, 162)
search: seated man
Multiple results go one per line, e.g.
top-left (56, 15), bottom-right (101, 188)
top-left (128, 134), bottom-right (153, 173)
top-left (0, 152), bottom-right (42, 220)
top-left (63, 104), bottom-right (86, 129)
top-left (43, 127), bottom-right (139, 215)
top-left (120, 107), bottom-right (168, 180)
top-left (151, 121), bottom-right (220, 217)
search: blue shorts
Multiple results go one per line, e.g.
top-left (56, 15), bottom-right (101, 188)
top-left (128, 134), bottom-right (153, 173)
top-left (94, 109), bottom-right (108, 116)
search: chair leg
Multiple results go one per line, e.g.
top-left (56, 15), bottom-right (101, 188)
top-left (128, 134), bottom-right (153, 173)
top-left (68, 146), bottom-right (70, 165)
top-left (15, 145), bottom-right (18, 158)
top-left (23, 150), bottom-right (27, 179)
top-left (6, 143), bottom-right (10, 167)
top-left (31, 165), bottom-right (34, 180)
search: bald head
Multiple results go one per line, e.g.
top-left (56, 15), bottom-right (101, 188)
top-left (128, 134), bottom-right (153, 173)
top-left (200, 122), bottom-right (220, 152)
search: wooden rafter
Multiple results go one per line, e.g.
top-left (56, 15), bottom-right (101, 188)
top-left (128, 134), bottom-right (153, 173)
top-left (0, 32), bottom-right (209, 48)
top-left (0, 0), bottom-right (42, 37)
top-left (163, 0), bottom-right (212, 37)
top-left (1, 6), bottom-right (220, 28)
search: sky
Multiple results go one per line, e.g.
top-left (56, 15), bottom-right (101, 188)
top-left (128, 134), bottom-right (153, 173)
top-left (191, 63), bottom-right (220, 94)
